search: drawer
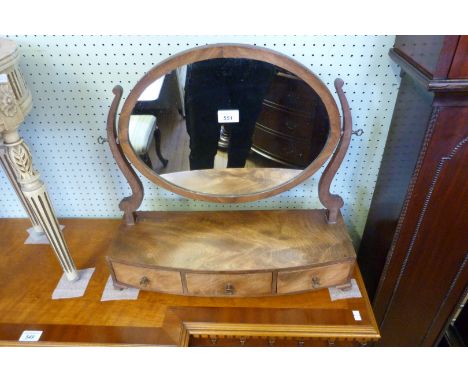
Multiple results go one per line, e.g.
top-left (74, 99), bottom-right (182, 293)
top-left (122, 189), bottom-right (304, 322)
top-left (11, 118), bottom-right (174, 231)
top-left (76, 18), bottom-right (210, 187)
top-left (257, 103), bottom-right (316, 140)
top-left (186, 272), bottom-right (273, 297)
top-left (111, 261), bottom-right (183, 294)
top-left (252, 127), bottom-right (311, 167)
top-left (265, 73), bottom-right (320, 112)
top-left (277, 261), bottom-right (353, 294)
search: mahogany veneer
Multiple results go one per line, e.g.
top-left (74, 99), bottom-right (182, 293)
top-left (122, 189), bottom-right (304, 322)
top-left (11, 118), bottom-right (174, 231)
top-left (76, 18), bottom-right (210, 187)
top-left (105, 210), bottom-right (356, 297)
top-left (161, 168), bottom-right (301, 195)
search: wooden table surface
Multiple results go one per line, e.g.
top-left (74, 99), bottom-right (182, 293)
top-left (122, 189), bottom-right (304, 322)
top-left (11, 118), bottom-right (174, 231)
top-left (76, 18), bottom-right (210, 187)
top-left (0, 218), bottom-right (380, 346)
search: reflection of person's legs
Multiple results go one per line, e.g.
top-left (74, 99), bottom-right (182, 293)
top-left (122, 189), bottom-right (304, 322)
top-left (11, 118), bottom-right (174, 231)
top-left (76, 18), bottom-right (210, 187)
top-left (185, 96), bottom-right (219, 170)
top-left (227, 61), bottom-right (276, 168)
top-left (227, 105), bottom-right (256, 168)
top-left (185, 60), bottom-right (230, 170)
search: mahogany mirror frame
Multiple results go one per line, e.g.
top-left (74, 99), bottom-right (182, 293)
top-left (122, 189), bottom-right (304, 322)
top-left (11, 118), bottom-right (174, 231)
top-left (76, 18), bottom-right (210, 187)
top-left (115, 43), bottom-right (342, 203)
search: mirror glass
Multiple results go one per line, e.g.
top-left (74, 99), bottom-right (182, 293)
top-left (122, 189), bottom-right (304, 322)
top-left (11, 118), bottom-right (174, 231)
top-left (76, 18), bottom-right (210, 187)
top-left (129, 58), bottom-right (330, 195)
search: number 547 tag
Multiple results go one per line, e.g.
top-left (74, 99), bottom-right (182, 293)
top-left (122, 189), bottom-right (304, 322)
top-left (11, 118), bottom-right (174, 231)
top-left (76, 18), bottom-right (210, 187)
top-left (19, 330), bottom-right (43, 342)
top-left (218, 110), bottom-right (239, 123)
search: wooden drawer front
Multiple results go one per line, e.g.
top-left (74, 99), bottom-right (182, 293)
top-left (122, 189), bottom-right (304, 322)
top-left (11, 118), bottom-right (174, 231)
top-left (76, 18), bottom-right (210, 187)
top-left (112, 262), bottom-right (183, 294)
top-left (252, 127), bottom-right (311, 167)
top-left (257, 104), bottom-right (315, 140)
top-left (265, 73), bottom-right (319, 112)
top-left (186, 273), bottom-right (272, 297)
top-left (277, 262), bottom-right (353, 294)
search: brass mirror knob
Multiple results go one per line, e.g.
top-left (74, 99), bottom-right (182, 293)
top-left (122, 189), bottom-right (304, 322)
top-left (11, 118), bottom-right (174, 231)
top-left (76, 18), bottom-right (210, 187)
top-left (311, 276), bottom-right (321, 288)
top-left (140, 276), bottom-right (150, 287)
top-left (224, 283), bottom-right (235, 295)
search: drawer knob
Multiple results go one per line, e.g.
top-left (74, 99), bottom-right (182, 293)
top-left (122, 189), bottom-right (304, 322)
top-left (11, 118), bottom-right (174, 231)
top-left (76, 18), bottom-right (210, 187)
top-left (285, 120), bottom-right (295, 131)
top-left (224, 283), bottom-right (235, 295)
top-left (140, 276), bottom-right (150, 287)
top-left (311, 276), bottom-right (321, 288)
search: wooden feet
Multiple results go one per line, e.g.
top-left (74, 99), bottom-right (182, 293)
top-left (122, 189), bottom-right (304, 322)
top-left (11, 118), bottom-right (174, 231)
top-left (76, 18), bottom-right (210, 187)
top-left (335, 282), bottom-right (353, 292)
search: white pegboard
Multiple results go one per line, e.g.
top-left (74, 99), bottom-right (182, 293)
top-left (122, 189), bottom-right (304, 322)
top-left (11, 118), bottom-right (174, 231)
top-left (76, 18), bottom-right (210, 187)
top-left (0, 35), bottom-right (401, 244)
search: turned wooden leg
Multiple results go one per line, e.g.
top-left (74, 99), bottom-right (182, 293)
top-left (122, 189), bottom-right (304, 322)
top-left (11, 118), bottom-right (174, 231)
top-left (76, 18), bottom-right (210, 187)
top-left (0, 140), bottom-right (43, 233)
top-left (141, 152), bottom-right (152, 169)
top-left (153, 128), bottom-right (168, 167)
top-left (3, 130), bottom-right (79, 281)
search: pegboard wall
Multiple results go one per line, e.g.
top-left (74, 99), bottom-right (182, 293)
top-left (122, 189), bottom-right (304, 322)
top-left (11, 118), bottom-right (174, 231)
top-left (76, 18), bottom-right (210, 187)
top-left (0, 35), bottom-right (401, 244)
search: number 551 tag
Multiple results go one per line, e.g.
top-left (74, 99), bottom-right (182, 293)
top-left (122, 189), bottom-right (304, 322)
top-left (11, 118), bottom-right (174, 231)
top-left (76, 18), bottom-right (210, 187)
top-left (218, 110), bottom-right (239, 123)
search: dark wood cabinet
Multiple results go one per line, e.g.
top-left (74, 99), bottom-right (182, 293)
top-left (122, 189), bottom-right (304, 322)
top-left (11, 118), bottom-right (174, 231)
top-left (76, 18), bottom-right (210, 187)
top-left (358, 36), bottom-right (468, 346)
top-left (252, 71), bottom-right (329, 168)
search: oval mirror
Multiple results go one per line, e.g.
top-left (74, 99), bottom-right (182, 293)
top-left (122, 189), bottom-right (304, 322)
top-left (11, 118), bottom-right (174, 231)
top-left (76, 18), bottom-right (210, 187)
top-left (118, 44), bottom-right (341, 202)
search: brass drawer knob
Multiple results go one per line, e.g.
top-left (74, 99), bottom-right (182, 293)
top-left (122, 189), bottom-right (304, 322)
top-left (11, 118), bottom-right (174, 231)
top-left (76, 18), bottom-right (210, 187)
top-left (224, 283), bottom-right (235, 295)
top-left (140, 276), bottom-right (150, 287)
top-left (311, 276), bottom-right (321, 288)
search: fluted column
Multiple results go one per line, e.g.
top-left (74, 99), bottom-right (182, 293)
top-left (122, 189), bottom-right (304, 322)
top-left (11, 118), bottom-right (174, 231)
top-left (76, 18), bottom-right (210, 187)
top-left (0, 70), bottom-right (79, 281)
top-left (3, 129), bottom-right (79, 281)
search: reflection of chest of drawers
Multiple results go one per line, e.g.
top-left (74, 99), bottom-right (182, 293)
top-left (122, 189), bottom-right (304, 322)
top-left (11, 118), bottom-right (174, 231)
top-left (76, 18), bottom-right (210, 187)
top-left (252, 72), bottom-right (330, 168)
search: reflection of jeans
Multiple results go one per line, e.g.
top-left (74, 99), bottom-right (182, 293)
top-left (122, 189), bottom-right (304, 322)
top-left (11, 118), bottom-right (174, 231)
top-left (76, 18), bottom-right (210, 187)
top-left (185, 59), bottom-right (276, 170)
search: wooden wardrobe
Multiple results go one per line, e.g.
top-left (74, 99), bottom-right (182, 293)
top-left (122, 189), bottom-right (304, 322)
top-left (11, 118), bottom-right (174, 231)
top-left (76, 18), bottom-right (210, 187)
top-left (358, 36), bottom-right (468, 346)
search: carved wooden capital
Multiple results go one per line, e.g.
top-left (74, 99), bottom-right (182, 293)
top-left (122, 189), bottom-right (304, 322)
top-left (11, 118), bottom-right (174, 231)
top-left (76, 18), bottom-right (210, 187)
top-left (0, 84), bottom-right (18, 117)
top-left (0, 83), bottom-right (24, 132)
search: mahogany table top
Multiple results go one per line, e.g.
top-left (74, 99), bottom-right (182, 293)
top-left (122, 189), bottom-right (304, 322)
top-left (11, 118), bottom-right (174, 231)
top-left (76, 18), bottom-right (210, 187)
top-left (0, 218), bottom-right (379, 346)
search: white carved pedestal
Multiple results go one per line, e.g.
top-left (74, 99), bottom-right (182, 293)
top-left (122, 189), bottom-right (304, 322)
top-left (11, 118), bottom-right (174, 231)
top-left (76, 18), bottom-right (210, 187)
top-left (0, 38), bottom-right (79, 281)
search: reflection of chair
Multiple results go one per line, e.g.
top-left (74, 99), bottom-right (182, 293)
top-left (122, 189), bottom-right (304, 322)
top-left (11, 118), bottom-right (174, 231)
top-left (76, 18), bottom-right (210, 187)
top-left (129, 115), bottom-right (168, 168)
top-left (130, 77), bottom-right (168, 168)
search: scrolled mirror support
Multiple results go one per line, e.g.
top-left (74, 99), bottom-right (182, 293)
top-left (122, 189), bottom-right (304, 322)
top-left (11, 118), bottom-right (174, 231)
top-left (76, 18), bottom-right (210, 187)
top-left (318, 78), bottom-right (352, 224)
top-left (106, 85), bottom-right (144, 225)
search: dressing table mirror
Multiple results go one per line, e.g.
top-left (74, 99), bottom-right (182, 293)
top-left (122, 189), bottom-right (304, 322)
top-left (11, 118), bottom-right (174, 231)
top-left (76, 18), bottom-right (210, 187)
top-left (104, 43), bottom-right (355, 297)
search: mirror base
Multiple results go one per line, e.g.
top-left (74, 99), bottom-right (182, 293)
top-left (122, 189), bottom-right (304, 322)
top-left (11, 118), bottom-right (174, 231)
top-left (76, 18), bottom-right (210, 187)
top-left (105, 209), bottom-right (356, 297)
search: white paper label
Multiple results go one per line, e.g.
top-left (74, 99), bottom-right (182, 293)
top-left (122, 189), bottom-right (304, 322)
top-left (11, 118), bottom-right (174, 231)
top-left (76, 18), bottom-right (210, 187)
top-left (217, 110), bottom-right (239, 123)
top-left (352, 310), bottom-right (362, 321)
top-left (0, 74), bottom-right (8, 84)
top-left (19, 330), bottom-right (43, 342)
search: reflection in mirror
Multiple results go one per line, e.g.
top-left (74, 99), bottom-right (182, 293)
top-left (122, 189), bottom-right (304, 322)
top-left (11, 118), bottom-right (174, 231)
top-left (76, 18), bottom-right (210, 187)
top-left (129, 58), bottom-right (330, 194)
